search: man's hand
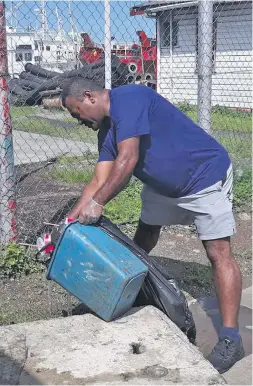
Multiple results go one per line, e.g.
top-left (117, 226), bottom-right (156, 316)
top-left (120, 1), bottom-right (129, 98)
top-left (78, 198), bottom-right (103, 224)
top-left (68, 161), bottom-right (114, 220)
top-left (68, 137), bottom-right (139, 223)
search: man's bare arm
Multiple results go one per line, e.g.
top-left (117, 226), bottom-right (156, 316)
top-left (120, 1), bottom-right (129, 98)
top-left (93, 137), bottom-right (139, 206)
top-left (68, 161), bottom-right (114, 219)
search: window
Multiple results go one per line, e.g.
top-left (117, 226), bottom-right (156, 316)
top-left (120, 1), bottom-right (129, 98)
top-left (24, 52), bottom-right (32, 61)
top-left (196, 18), bottom-right (217, 72)
top-left (46, 45), bottom-right (50, 51)
top-left (15, 53), bottom-right (23, 62)
top-left (161, 20), bottom-right (179, 48)
top-left (34, 42), bottom-right (38, 50)
top-left (16, 44), bottom-right (32, 50)
top-left (34, 56), bottom-right (41, 62)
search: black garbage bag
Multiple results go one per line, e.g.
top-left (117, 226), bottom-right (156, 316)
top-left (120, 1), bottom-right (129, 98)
top-left (96, 216), bottom-right (196, 343)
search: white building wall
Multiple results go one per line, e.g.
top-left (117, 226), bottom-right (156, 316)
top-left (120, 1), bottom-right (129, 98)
top-left (158, 2), bottom-right (252, 108)
top-left (6, 31), bottom-right (35, 77)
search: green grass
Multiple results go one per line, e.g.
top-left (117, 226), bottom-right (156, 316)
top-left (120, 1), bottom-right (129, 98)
top-left (10, 105), bottom-right (39, 117)
top-left (48, 155), bottom-right (96, 183)
top-left (50, 165), bottom-right (94, 184)
top-left (13, 116), bottom-right (97, 142)
top-left (233, 168), bottom-right (252, 206)
top-left (215, 135), bottom-right (252, 161)
top-left (104, 180), bottom-right (142, 224)
top-left (58, 154), bottom-right (98, 164)
top-left (177, 103), bottom-right (252, 133)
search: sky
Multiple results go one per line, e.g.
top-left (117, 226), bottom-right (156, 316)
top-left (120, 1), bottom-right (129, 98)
top-left (5, 1), bottom-right (156, 43)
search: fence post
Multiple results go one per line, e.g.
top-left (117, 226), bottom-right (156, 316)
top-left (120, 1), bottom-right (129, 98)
top-left (197, 0), bottom-right (213, 133)
top-left (104, 0), bottom-right (111, 89)
top-left (0, 1), bottom-right (16, 244)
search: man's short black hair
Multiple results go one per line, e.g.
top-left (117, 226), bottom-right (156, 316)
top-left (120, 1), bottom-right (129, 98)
top-left (61, 77), bottom-right (103, 107)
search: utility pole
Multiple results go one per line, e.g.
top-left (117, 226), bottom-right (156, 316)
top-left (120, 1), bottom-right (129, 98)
top-left (0, 1), bottom-right (16, 244)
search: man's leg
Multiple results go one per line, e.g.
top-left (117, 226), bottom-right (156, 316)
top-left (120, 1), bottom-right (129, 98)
top-left (202, 237), bottom-right (244, 373)
top-left (134, 219), bottom-right (161, 253)
top-left (187, 164), bottom-right (245, 373)
top-left (202, 237), bottom-right (242, 328)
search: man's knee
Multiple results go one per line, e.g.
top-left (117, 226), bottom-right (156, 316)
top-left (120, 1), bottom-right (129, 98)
top-left (134, 220), bottom-right (161, 254)
top-left (202, 237), bottom-right (232, 264)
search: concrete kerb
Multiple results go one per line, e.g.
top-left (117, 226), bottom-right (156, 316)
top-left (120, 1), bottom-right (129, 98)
top-left (0, 306), bottom-right (226, 385)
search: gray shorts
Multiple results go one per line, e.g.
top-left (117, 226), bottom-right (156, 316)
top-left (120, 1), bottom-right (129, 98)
top-left (140, 164), bottom-right (236, 240)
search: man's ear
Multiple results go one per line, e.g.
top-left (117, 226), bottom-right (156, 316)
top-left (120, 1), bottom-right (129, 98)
top-left (83, 90), bottom-right (95, 103)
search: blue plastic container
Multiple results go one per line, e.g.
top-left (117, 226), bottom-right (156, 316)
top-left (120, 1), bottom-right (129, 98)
top-left (47, 221), bottom-right (148, 321)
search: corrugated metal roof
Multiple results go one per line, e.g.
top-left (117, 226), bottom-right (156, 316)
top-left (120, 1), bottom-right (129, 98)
top-left (130, 0), bottom-right (250, 15)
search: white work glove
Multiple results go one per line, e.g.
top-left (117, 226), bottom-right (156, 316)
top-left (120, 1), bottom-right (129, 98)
top-left (78, 198), bottom-right (103, 225)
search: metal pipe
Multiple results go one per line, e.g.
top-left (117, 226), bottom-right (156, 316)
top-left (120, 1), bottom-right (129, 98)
top-left (197, 0), bottom-right (213, 133)
top-left (169, 10), bottom-right (173, 102)
top-left (156, 16), bottom-right (161, 93)
top-left (104, 0), bottom-right (111, 89)
top-left (0, 1), bottom-right (16, 244)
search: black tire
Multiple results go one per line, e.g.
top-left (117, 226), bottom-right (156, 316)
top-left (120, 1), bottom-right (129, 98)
top-left (19, 71), bottom-right (46, 84)
top-left (8, 92), bottom-right (26, 106)
top-left (59, 64), bottom-right (93, 79)
top-left (126, 74), bottom-right (134, 84)
top-left (116, 62), bottom-right (129, 77)
top-left (25, 63), bottom-right (61, 78)
top-left (88, 59), bottom-right (105, 70)
top-left (111, 55), bottom-right (120, 69)
top-left (14, 78), bottom-right (43, 91)
top-left (128, 62), bottom-right (138, 74)
top-left (135, 74), bottom-right (143, 82)
top-left (9, 88), bottom-right (42, 106)
top-left (8, 79), bottom-right (27, 95)
top-left (144, 73), bottom-right (153, 81)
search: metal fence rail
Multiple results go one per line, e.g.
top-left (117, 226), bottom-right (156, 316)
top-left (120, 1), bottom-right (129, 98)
top-left (0, 0), bottom-right (252, 244)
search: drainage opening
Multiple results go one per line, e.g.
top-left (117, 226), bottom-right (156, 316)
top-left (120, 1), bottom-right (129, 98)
top-left (130, 342), bottom-right (145, 354)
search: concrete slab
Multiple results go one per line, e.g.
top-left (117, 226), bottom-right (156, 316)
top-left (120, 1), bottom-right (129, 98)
top-left (13, 131), bottom-right (96, 165)
top-left (0, 306), bottom-right (225, 385)
top-left (240, 286), bottom-right (253, 309)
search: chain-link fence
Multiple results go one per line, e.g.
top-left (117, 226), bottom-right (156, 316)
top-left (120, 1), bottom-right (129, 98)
top-left (0, 0), bottom-right (252, 246)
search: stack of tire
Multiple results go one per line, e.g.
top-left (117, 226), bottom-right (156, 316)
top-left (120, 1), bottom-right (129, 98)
top-left (125, 61), bottom-right (155, 85)
top-left (8, 55), bottom-right (130, 106)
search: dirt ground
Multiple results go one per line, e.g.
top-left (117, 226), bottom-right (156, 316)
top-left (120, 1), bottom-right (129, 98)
top-left (0, 162), bottom-right (251, 326)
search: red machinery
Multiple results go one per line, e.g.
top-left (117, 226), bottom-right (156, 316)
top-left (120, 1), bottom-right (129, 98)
top-left (79, 30), bottom-right (157, 85)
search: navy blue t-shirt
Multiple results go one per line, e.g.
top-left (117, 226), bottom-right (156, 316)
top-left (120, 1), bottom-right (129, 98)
top-left (98, 84), bottom-right (230, 198)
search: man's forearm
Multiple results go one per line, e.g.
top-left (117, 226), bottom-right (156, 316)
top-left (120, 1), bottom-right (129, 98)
top-left (93, 156), bottom-right (136, 206)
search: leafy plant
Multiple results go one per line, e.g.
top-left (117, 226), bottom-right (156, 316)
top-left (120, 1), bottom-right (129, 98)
top-left (0, 242), bottom-right (41, 279)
